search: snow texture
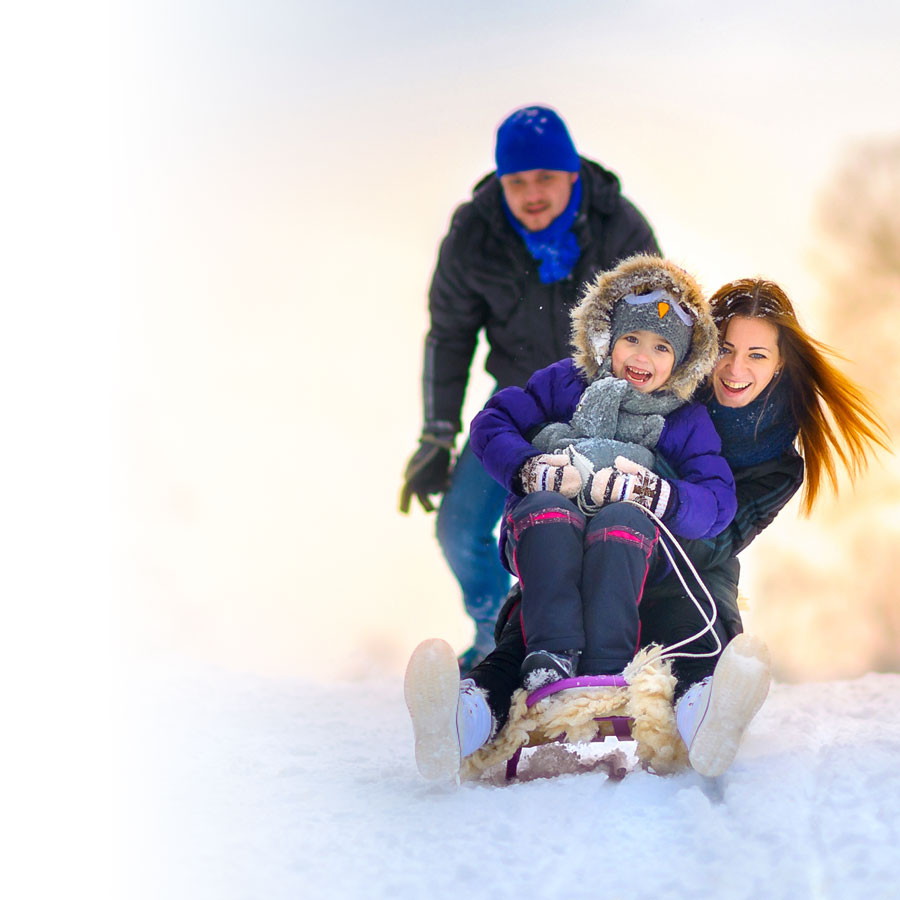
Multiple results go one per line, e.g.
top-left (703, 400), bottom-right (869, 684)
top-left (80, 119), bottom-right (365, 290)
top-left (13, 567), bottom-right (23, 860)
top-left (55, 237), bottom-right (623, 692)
top-left (127, 661), bottom-right (900, 900)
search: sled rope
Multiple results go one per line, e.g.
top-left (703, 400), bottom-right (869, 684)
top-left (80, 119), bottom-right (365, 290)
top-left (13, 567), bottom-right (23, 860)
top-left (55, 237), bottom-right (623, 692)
top-left (621, 499), bottom-right (723, 671)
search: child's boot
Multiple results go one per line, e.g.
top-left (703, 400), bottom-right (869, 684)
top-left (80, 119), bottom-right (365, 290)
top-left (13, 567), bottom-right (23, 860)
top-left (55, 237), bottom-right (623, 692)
top-left (520, 648), bottom-right (580, 691)
top-left (675, 633), bottom-right (772, 777)
top-left (404, 638), bottom-right (493, 781)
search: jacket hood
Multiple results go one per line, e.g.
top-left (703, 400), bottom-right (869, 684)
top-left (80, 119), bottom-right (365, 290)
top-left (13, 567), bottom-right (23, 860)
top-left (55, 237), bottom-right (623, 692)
top-left (570, 254), bottom-right (718, 400)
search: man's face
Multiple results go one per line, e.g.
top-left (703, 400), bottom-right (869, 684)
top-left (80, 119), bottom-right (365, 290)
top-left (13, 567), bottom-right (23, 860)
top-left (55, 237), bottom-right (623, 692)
top-left (499, 169), bottom-right (578, 232)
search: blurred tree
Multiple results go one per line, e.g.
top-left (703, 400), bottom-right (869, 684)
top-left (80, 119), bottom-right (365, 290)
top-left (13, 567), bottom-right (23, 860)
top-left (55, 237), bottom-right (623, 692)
top-left (751, 137), bottom-right (900, 680)
top-left (816, 137), bottom-right (900, 431)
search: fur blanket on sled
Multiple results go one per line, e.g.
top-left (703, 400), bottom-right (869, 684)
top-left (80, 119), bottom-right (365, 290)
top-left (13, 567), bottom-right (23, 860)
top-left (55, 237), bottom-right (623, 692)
top-left (460, 647), bottom-right (689, 780)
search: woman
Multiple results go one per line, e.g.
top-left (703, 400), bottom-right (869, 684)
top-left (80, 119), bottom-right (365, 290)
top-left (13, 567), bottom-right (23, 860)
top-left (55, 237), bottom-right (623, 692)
top-left (405, 278), bottom-right (889, 780)
top-left (639, 277), bottom-right (885, 774)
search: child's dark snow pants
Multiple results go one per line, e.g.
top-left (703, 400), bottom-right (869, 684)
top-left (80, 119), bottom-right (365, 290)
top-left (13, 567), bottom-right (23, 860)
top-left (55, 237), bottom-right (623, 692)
top-left (504, 492), bottom-right (659, 675)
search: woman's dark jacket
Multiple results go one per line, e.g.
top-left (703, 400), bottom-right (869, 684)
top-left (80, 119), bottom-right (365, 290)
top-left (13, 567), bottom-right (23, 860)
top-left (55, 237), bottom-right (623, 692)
top-left (424, 158), bottom-right (659, 433)
top-left (641, 450), bottom-right (804, 639)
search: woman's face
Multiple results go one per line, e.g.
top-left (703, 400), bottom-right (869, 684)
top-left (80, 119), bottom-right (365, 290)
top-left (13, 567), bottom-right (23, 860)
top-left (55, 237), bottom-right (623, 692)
top-left (713, 316), bottom-right (781, 407)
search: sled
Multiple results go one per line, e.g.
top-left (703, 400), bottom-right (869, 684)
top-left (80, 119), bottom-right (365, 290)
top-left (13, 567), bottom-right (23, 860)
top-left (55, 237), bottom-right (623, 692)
top-left (503, 675), bottom-right (633, 780)
top-left (460, 649), bottom-right (689, 783)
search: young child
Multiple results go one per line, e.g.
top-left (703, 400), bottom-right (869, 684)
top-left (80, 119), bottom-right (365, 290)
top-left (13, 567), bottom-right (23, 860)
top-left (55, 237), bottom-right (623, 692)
top-left (404, 254), bottom-right (737, 780)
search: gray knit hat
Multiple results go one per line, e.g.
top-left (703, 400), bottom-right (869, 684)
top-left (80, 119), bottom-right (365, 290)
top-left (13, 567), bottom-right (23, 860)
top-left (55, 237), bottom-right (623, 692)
top-left (609, 288), bottom-right (694, 367)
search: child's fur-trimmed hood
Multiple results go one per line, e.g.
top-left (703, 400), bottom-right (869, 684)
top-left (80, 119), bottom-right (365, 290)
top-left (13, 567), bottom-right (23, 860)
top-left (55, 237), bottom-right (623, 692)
top-left (571, 254), bottom-right (718, 400)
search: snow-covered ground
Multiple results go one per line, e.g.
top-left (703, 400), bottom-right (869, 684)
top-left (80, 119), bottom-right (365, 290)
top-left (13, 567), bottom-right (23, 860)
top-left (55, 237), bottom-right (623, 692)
top-left (124, 662), bottom-right (900, 900)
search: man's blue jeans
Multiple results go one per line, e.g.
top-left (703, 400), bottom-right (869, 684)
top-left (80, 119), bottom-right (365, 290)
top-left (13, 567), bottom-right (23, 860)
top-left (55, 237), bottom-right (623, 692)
top-left (436, 440), bottom-right (511, 655)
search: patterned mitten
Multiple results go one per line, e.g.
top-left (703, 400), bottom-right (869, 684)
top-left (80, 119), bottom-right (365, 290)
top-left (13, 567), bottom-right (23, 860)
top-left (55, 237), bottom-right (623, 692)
top-left (518, 454), bottom-right (581, 497)
top-left (589, 455), bottom-right (672, 517)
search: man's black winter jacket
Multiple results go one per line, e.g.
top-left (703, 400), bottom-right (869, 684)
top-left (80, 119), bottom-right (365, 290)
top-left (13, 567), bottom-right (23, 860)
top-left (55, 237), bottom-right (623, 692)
top-left (423, 157), bottom-right (660, 433)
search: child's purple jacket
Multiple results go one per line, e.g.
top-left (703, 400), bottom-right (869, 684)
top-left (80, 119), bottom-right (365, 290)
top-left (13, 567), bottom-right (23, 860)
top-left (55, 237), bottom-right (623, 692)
top-left (470, 358), bottom-right (737, 563)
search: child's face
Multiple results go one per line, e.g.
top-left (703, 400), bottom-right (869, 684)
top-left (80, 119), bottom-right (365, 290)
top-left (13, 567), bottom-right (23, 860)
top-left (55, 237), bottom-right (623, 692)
top-left (611, 330), bottom-right (676, 393)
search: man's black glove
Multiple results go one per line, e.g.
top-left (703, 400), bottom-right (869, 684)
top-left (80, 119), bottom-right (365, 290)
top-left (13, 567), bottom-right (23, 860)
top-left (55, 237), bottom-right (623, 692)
top-left (399, 430), bottom-right (456, 513)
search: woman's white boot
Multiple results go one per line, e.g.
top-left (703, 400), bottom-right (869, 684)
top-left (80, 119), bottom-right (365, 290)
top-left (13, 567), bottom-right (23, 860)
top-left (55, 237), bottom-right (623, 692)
top-left (404, 639), bottom-right (493, 781)
top-left (676, 633), bottom-right (772, 777)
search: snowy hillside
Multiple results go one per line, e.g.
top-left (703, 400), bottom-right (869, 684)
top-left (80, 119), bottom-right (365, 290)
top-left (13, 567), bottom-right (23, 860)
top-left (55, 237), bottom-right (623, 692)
top-left (126, 662), bottom-right (900, 900)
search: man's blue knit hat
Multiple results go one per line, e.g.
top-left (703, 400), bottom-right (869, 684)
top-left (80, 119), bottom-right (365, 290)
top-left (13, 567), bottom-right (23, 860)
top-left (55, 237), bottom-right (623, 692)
top-left (495, 106), bottom-right (580, 176)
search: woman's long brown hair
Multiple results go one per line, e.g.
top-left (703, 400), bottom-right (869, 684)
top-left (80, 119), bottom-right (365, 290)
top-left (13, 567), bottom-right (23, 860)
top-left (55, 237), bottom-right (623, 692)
top-left (709, 278), bottom-right (890, 515)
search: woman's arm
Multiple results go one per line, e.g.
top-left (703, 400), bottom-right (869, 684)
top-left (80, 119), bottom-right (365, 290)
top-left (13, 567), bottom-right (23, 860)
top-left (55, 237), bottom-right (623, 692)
top-left (655, 404), bottom-right (738, 541)
top-left (699, 452), bottom-right (804, 564)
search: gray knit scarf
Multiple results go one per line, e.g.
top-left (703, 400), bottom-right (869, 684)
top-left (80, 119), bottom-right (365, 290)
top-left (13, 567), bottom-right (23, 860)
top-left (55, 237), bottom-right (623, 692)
top-left (531, 365), bottom-right (686, 471)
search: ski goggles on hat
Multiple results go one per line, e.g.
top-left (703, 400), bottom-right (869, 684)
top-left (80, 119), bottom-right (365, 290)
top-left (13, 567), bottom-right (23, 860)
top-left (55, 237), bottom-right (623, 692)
top-left (621, 289), bottom-right (694, 325)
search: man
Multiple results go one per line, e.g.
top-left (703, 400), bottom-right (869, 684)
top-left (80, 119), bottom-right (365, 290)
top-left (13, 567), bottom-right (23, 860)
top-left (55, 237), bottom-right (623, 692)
top-left (400, 105), bottom-right (660, 671)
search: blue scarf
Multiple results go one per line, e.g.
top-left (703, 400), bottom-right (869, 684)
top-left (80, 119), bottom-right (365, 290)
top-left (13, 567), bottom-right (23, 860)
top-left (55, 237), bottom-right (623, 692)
top-left (503, 178), bottom-right (582, 284)
top-left (706, 379), bottom-right (798, 468)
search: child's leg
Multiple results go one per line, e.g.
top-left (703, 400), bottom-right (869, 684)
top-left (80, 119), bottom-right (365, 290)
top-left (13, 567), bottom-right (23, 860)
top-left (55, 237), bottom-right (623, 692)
top-left (504, 491), bottom-right (586, 654)
top-left (579, 503), bottom-right (658, 674)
